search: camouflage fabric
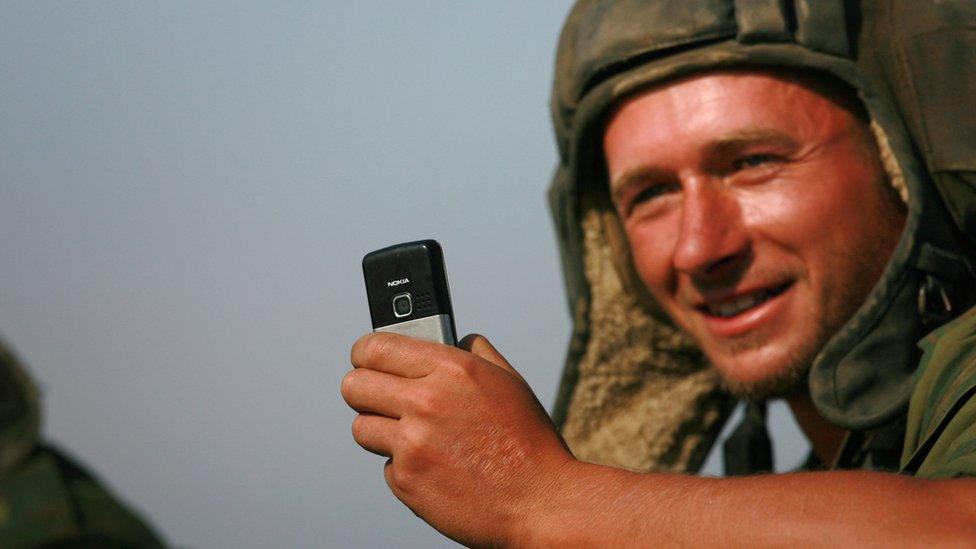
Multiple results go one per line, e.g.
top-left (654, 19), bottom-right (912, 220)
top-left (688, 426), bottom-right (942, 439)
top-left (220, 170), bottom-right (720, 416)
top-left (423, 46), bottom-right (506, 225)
top-left (549, 0), bottom-right (976, 473)
top-left (902, 306), bottom-right (976, 478)
top-left (0, 338), bottom-right (164, 547)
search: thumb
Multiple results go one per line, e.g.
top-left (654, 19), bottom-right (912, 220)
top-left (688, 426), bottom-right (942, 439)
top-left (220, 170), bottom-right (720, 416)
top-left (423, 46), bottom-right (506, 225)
top-left (457, 333), bottom-right (526, 383)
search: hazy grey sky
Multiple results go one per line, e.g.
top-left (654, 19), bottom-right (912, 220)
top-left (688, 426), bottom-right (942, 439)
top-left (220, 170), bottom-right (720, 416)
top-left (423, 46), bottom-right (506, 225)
top-left (0, 3), bottom-right (806, 547)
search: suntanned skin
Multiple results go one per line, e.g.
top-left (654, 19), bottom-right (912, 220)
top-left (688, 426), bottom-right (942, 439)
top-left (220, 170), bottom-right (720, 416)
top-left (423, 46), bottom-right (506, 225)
top-left (788, 392), bottom-right (846, 465)
top-left (605, 71), bottom-right (905, 399)
top-left (342, 72), bottom-right (976, 546)
top-left (344, 332), bottom-right (976, 546)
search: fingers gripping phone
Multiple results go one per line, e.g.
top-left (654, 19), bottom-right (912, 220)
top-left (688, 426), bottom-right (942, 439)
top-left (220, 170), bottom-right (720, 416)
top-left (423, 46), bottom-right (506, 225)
top-left (362, 240), bottom-right (457, 346)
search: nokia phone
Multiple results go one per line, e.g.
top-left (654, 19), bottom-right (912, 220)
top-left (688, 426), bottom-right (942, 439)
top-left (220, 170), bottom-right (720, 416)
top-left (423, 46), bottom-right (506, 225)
top-left (362, 239), bottom-right (457, 345)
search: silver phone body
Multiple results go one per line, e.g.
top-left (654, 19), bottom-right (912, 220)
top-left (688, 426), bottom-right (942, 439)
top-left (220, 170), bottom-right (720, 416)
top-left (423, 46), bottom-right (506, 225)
top-left (374, 314), bottom-right (455, 345)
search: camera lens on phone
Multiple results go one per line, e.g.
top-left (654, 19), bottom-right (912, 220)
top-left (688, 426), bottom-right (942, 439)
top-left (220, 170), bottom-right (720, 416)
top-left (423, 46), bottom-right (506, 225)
top-left (393, 293), bottom-right (412, 318)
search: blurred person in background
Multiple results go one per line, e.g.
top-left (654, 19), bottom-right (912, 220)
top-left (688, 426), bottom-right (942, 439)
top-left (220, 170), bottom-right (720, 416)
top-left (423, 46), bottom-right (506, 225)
top-left (0, 338), bottom-right (162, 546)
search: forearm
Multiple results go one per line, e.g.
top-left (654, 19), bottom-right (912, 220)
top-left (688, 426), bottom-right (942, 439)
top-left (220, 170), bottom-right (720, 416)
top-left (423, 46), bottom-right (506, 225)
top-left (344, 333), bottom-right (976, 546)
top-left (523, 460), bottom-right (976, 546)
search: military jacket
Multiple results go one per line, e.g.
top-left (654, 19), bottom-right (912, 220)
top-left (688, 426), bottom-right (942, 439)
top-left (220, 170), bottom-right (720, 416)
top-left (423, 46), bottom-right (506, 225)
top-left (0, 340), bottom-right (163, 547)
top-left (902, 306), bottom-right (976, 478)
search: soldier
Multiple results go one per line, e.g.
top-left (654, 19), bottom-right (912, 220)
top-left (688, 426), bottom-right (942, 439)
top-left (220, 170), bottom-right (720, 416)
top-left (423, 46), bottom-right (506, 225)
top-left (0, 339), bottom-right (163, 546)
top-left (342, 1), bottom-right (976, 544)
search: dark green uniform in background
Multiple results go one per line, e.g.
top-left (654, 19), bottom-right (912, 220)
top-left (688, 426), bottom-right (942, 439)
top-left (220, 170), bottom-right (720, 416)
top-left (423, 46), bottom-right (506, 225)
top-left (0, 339), bottom-right (163, 547)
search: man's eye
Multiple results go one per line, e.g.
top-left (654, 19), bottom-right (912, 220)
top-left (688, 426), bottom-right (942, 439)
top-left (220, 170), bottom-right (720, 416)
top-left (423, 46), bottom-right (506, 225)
top-left (732, 153), bottom-right (779, 171)
top-left (630, 182), bottom-right (680, 206)
top-left (623, 183), bottom-right (681, 216)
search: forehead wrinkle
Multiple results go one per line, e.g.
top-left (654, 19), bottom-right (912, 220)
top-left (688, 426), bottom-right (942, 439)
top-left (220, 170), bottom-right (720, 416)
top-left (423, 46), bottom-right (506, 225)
top-left (604, 72), bottom-right (860, 204)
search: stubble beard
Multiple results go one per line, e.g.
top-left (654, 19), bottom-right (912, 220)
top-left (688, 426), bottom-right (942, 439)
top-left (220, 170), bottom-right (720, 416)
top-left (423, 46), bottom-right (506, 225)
top-left (715, 343), bottom-right (813, 401)
top-left (704, 240), bottom-right (891, 401)
top-left (704, 313), bottom-right (831, 401)
top-left (673, 271), bottom-right (824, 401)
top-left (715, 186), bottom-right (903, 401)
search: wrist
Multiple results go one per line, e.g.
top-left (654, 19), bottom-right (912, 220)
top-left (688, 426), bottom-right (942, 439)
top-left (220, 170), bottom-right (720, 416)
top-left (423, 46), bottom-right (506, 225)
top-left (510, 455), bottom-right (596, 547)
top-left (516, 457), bottom-right (670, 547)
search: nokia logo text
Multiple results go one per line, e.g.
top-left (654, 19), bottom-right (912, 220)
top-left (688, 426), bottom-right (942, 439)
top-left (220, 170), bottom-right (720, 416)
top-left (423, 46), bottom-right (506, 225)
top-left (387, 278), bottom-right (410, 287)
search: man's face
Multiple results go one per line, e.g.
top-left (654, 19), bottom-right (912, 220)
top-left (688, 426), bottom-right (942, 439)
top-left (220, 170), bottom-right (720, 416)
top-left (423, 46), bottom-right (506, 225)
top-left (603, 71), bottom-right (905, 398)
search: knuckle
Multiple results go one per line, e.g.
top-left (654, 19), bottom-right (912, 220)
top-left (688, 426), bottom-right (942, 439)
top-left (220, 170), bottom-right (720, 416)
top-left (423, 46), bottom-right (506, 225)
top-left (386, 461), bottom-right (413, 495)
top-left (350, 413), bottom-right (364, 435)
top-left (399, 425), bottom-right (430, 461)
top-left (388, 428), bottom-right (436, 496)
top-left (349, 336), bottom-right (365, 365)
top-left (350, 414), bottom-right (369, 443)
top-left (339, 370), bottom-right (358, 399)
top-left (408, 386), bottom-right (439, 416)
top-left (444, 354), bottom-right (480, 382)
top-left (351, 333), bottom-right (393, 367)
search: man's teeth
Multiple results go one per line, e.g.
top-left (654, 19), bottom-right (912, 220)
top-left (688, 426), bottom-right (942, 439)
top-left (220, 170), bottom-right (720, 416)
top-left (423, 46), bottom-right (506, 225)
top-left (706, 288), bottom-right (780, 318)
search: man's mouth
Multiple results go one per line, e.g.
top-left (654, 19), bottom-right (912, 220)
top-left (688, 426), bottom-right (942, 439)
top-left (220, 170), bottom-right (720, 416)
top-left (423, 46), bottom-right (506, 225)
top-left (700, 282), bottom-right (792, 319)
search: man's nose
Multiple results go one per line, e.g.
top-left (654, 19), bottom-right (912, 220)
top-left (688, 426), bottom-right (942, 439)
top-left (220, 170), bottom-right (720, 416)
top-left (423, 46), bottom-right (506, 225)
top-left (672, 177), bottom-right (749, 278)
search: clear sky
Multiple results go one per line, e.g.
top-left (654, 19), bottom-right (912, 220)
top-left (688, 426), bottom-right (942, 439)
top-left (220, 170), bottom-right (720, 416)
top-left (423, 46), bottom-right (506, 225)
top-left (0, 3), bottom-right (806, 547)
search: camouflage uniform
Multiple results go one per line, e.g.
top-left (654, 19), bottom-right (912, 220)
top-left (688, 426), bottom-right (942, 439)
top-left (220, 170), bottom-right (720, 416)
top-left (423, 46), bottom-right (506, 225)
top-left (903, 307), bottom-right (976, 477)
top-left (548, 0), bottom-right (976, 476)
top-left (0, 339), bottom-right (163, 547)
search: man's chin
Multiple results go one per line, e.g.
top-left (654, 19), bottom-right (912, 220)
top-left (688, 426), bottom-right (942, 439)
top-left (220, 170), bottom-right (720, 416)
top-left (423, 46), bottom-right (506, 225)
top-left (710, 353), bottom-right (812, 400)
top-left (700, 331), bottom-right (820, 400)
top-left (718, 365), bottom-right (809, 400)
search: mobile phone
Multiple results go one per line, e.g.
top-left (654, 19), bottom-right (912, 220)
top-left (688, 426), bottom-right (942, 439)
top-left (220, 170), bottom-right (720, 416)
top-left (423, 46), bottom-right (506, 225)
top-left (362, 239), bottom-right (457, 346)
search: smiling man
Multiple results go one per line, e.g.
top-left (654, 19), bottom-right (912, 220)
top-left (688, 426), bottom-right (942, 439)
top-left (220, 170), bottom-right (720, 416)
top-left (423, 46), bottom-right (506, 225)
top-left (605, 70), bottom-right (905, 400)
top-left (343, 1), bottom-right (976, 545)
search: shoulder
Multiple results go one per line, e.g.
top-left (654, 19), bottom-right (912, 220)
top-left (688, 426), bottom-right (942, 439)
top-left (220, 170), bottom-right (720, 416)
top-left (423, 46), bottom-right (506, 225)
top-left (901, 306), bottom-right (976, 478)
top-left (0, 337), bottom-right (41, 476)
top-left (0, 445), bottom-right (165, 547)
top-left (0, 339), bottom-right (163, 547)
